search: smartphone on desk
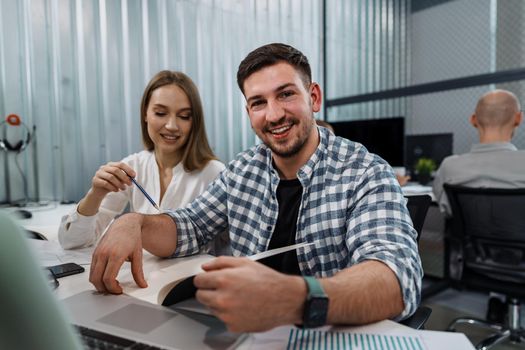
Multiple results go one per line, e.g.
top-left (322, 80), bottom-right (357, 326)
top-left (47, 262), bottom-right (85, 278)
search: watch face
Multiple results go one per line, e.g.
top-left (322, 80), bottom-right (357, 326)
top-left (306, 297), bottom-right (329, 327)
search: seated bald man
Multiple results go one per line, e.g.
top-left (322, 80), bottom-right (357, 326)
top-left (433, 89), bottom-right (525, 215)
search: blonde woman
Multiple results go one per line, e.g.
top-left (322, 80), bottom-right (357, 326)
top-left (58, 71), bottom-right (225, 251)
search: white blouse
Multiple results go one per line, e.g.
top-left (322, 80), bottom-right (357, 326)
top-left (58, 150), bottom-right (225, 250)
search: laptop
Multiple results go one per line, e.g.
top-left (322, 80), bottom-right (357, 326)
top-left (0, 211), bottom-right (244, 349)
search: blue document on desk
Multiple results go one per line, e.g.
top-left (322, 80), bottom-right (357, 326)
top-left (238, 324), bottom-right (475, 350)
top-left (287, 328), bottom-right (425, 349)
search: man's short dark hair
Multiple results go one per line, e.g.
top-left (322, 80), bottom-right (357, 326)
top-left (236, 43), bottom-right (312, 95)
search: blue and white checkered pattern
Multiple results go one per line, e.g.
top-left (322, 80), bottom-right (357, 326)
top-left (166, 127), bottom-right (422, 319)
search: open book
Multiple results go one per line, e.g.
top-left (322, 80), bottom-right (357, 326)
top-left (124, 242), bottom-right (313, 308)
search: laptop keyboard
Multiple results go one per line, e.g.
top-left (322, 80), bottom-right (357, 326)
top-left (76, 325), bottom-right (164, 349)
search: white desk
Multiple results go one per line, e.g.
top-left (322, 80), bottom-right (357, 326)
top-left (402, 183), bottom-right (435, 200)
top-left (6, 202), bottom-right (76, 241)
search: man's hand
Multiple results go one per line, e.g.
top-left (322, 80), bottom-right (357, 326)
top-left (395, 174), bottom-right (411, 187)
top-left (89, 213), bottom-right (148, 294)
top-left (194, 257), bottom-right (307, 332)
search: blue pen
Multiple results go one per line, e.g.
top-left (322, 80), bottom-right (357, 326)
top-left (128, 175), bottom-right (160, 212)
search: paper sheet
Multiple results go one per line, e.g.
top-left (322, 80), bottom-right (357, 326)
top-left (27, 239), bottom-right (93, 266)
top-left (248, 242), bottom-right (314, 261)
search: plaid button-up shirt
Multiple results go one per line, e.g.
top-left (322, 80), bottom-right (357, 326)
top-left (167, 127), bottom-right (422, 319)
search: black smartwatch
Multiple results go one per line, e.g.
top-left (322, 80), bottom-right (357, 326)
top-left (302, 276), bottom-right (329, 328)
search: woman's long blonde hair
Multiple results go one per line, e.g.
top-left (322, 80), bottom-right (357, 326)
top-left (140, 71), bottom-right (217, 171)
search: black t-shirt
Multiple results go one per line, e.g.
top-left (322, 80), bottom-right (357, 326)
top-left (260, 178), bottom-right (302, 275)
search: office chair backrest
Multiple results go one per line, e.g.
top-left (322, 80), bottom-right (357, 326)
top-left (405, 195), bottom-right (432, 242)
top-left (400, 195), bottom-right (433, 329)
top-left (444, 184), bottom-right (525, 284)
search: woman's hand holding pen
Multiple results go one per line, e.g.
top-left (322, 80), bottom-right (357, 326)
top-left (91, 162), bottom-right (136, 195)
top-left (77, 162), bottom-right (136, 216)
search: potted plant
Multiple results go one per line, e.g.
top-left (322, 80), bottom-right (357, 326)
top-left (414, 157), bottom-right (436, 185)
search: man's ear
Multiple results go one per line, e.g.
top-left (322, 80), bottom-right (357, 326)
top-left (310, 82), bottom-right (322, 113)
top-left (469, 114), bottom-right (478, 128)
top-left (514, 111), bottom-right (523, 127)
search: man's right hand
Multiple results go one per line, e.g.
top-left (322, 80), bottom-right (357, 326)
top-left (89, 213), bottom-right (148, 294)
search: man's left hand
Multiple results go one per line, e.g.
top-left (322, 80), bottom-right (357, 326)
top-left (194, 257), bottom-right (306, 332)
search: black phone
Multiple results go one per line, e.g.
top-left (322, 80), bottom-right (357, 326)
top-left (47, 262), bottom-right (85, 278)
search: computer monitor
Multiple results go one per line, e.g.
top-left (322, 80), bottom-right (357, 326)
top-left (405, 133), bottom-right (453, 176)
top-left (330, 117), bottom-right (405, 166)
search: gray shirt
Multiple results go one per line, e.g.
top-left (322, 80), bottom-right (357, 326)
top-left (432, 142), bottom-right (525, 215)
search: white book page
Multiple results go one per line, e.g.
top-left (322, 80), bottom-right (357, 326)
top-left (124, 241), bottom-right (314, 304)
top-left (124, 254), bottom-right (214, 303)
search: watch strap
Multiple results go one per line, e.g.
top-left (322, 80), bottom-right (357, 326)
top-left (303, 276), bottom-right (326, 297)
top-left (302, 276), bottom-right (329, 328)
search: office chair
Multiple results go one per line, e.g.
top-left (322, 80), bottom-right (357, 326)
top-left (405, 195), bottom-right (432, 243)
top-left (443, 184), bottom-right (525, 350)
top-left (399, 195), bottom-right (433, 329)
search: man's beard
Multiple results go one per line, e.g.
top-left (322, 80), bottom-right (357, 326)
top-left (262, 119), bottom-right (313, 158)
top-left (267, 137), bottom-right (306, 158)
